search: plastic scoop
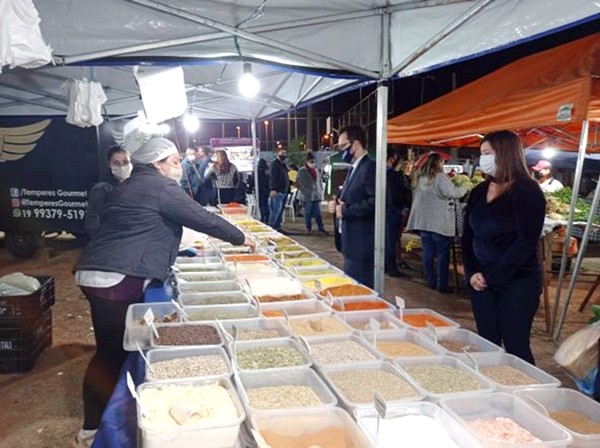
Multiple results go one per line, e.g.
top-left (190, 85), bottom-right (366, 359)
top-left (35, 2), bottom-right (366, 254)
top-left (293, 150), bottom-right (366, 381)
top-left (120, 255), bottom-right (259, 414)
top-left (462, 348), bottom-right (480, 372)
top-left (169, 403), bottom-right (200, 425)
top-left (170, 299), bottom-right (189, 320)
top-left (136, 342), bottom-right (155, 375)
top-left (126, 372), bottom-right (149, 418)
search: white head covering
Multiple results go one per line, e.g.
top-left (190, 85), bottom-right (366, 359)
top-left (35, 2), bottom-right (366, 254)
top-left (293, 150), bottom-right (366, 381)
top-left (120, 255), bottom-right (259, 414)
top-left (131, 138), bottom-right (178, 165)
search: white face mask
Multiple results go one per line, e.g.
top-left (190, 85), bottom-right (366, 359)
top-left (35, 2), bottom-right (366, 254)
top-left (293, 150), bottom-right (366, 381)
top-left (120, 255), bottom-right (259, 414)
top-left (479, 154), bottom-right (497, 177)
top-left (111, 163), bottom-right (132, 181)
top-left (186, 154), bottom-right (196, 162)
top-left (167, 166), bottom-right (183, 182)
top-left (307, 162), bottom-right (316, 168)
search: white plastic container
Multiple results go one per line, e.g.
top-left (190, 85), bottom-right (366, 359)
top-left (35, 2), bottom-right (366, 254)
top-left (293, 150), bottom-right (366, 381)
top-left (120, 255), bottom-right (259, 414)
top-left (235, 367), bottom-right (338, 414)
top-left (234, 268), bottom-right (291, 283)
top-left (219, 317), bottom-right (291, 342)
top-left (287, 313), bottom-right (354, 339)
top-left (145, 346), bottom-right (232, 382)
top-left (261, 298), bottom-right (328, 317)
top-left (361, 328), bottom-right (446, 360)
top-left (305, 333), bottom-right (383, 368)
top-left (439, 392), bottom-right (572, 448)
top-left (270, 249), bottom-right (318, 262)
top-left (174, 256), bottom-right (223, 271)
top-left (250, 407), bottom-right (375, 448)
top-left (178, 280), bottom-right (242, 294)
top-left (318, 361), bottom-right (425, 412)
top-left (514, 388), bottom-right (600, 447)
top-left (391, 308), bottom-right (460, 330)
top-left (178, 291), bottom-right (251, 307)
top-left (183, 303), bottom-right (260, 321)
top-left (230, 337), bottom-right (312, 372)
top-left (356, 401), bottom-right (483, 448)
top-left (123, 302), bottom-right (181, 351)
top-left (394, 356), bottom-right (496, 401)
top-left (137, 376), bottom-right (245, 448)
top-left (343, 310), bottom-right (408, 333)
top-left (317, 284), bottom-right (379, 301)
top-left (466, 352), bottom-right (561, 392)
top-left (175, 271), bottom-right (234, 283)
top-left (150, 321), bottom-right (224, 348)
top-left (421, 328), bottom-right (503, 355)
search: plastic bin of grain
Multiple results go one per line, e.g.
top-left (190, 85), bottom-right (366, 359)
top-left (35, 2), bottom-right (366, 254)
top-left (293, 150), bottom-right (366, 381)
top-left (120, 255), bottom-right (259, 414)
top-left (219, 317), bottom-right (291, 342)
top-left (123, 303), bottom-right (181, 351)
top-left (304, 333), bottom-right (383, 368)
top-left (394, 356), bottom-right (496, 401)
top-left (260, 299), bottom-right (327, 319)
top-left (356, 400), bottom-right (483, 448)
top-left (174, 256), bottom-right (223, 272)
top-left (465, 352), bottom-right (560, 392)
top-left (145, 346), bottom-right (232, 382)
top-left (178, 291), bottom-right (251, 307)
top-left (391, 308), bottom-right (460, 331)
top-left (175, 271), bottom-right (234, 283)
top-left (440, 392), bottom-right (572, 447)
top-left (361, 328), bottom-right (445, 360)
top-left (150, 321), bottom-right (224, 348)
top-left (183, 303), bottom-right (259, 322)
top-left (229, 337), bottom-right (312, 372)
top-left (342, 310), bottom-right (408, 333)
top-left (514, 388), bottom-right (600, 448)
top-left (235, 367), bottom-right (337, 414)
top-left (286, 312), bottom-right (353, 339)
top-left (420, 328), bottom-right (503, 356)
top-left (178, 280), bottom-right (242, 295)
top-left (137, 376), bottom-right (245, 448)
top-left (250, 407), bottom-right (375, 448)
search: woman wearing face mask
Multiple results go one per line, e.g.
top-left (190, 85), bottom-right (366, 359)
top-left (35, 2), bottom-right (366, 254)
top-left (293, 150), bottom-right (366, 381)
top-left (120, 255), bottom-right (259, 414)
top-left (204, 149), bottom-right (240, 205)
top-left (296, 151), bottom-right (328, 234)
top-left (72, 138), bottom-right (255, 448)
top-left (407, 152), bottom-right (467, 293)
top-left (84, 146), bottom-right (132, 238)
top-left (462, 130), bottom-right (545, 364)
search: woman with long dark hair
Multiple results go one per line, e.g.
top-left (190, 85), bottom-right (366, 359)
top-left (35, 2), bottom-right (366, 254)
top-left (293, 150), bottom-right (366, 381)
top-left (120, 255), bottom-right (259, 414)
top-left (204, 149), bottom-right (239, 204)
top-left (462, 130), bottom-right (545, 364)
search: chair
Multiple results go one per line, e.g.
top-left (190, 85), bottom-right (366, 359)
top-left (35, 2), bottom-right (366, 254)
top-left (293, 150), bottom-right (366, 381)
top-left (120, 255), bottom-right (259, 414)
top-left (282, 189), bottom-right (298, 223)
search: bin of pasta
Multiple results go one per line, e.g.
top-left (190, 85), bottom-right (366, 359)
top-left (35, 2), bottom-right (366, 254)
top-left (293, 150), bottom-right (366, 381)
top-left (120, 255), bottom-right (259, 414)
top-left (246, 278), bottom-right (310, 303)
top-left (514, 388), bottom-right (600, 447)
top-left (393, 308), bottom-right (460, 330)
top-left (319, 361), bottom-right (424, 412)
top-left (395, 356), bottom-right (495, 401)
top-left (184, 304), bottom-right (259, 321)
top-left (151, 322), bottom-right (223, 348)
top-left (356, 401), bottom-right (483, 448)
top-left (261, 299), bottom-right (328, 319)
top-left (250, 407), bottom-right (375, 448)
top-left (124, 303), bottom-right (181, 351)
top-left (137, 377), bottom-right (245, 448)
top-left (178, 280), bottom-right (242, 295)
top-left (178, 291), bottom-right (251, 307)
top-left (174, 256), bottom-right (223, 272)
top-left (231, 338), bottom-right (311, 372)
top-left (287, 313), bottom-right (352, 338)
top-left (236, 367), bottom-right (337, 414)
top-left (219, 317), bottom-right (291, 342)
top-left (306, 333), bottom-right (381, 367)
top-left (466, 352), bottom-right (560, 392)
top-left (343, 310), bottom-right (407, 333)
top-left (146, 346), bottom-right (232, 381)
top-left (361, 329), bottom-right (445, 359)
top-left (318, 283), bottom-right (378, 300)
top-left (421, 328), bottom-right (503, 355)
top-left (439, 392), bottom-right (572, 447)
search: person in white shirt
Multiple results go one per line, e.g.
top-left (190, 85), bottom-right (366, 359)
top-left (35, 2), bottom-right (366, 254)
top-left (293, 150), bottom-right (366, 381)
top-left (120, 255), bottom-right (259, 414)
top-left (531, 160), bottom-right (564, 193)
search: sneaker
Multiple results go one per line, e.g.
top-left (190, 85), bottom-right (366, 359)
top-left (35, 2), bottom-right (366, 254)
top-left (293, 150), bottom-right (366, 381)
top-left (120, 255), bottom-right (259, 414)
top-left (73, 429), bottom-right (97, 448)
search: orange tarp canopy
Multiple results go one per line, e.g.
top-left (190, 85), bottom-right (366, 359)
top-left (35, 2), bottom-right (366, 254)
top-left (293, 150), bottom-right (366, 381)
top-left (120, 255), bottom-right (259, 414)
top-left (388, 33), bottom-right (600, 151)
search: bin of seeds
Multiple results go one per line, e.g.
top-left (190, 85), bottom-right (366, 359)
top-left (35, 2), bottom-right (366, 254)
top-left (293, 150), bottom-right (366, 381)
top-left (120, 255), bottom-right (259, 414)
top-left (151, 322), bottom-right (223, 348)
top-left (178, 280), bottom-right (242, 294)
top-left (392, 308), bottom-right (460, 330)
top-left (219, 317), bottom-right (291, 342)
top-left (124, 303), bottom-right (181, 351)
top-left (306, 334), bottom-right (382, 367)
top-left (236, 367), bottom-right (337, 414)
top-left (361, 329), bottom-right (445, 359)
top-left (174, 256), bottom-right (223, 272)
top-left (342, 310), bottom-right (407, 333)
top-left (287, 313), bottom-right (352, 338)
top-left (421, 328), bottom-right (503, 355)
top-left (184, 304), bottom-right (259, 321)
top-left (178, 291), bottom-right (251, 307)
top-left (260, 299), bottom-right (328, 319)
top-left (231, 338), bottom-right (311, 372)
top-left (146, 346), bottom-right (232, 381)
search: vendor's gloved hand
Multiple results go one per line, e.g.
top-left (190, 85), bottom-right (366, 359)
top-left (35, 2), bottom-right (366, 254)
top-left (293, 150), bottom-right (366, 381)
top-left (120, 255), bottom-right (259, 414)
top-left (242, 238), bottom-right (256, 252)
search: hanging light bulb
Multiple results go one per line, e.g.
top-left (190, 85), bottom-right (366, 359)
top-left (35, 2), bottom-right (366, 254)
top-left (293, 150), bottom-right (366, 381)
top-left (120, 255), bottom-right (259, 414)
top-left (238, 62), bottom-right (260, 98)
top-left (182, 113), bottom-right (200, 133)
top-left (542, 147), bottom-right (557, 159)
top-left (159, 123), bottom-right (170, 134)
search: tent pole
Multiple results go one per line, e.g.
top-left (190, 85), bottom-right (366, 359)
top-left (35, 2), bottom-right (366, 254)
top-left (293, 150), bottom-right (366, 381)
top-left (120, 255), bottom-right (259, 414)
top-left (391, 0), bottom-right (495, 76)
top-left (127, 0), bottom-right (379, 79)
top-left (374, 81), bottom-right (388, 294)
top-left (550, 119), bottom-right (589, 334)
top-left (251, 119), bottom-right (260, 220)
top-left (553, 164), bottom-right (600, 340)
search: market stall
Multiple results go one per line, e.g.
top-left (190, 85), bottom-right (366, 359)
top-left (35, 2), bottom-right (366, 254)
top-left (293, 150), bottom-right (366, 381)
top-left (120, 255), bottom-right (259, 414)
top-left (89, 207), bottom-right (600, 448)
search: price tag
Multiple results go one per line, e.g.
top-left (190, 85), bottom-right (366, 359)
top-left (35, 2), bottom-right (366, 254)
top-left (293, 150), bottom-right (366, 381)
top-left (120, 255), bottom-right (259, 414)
top-left (136, 342), bottom-right (155, 375)
top-left (315, 279), bottom-right (323, 293)
top-left (251, 428), bottom-right (272, 448)
top-left (282, 309), bottom-right (290, 324)
top-left (245, 279), bottom-right (253, 296)
top-left (426, 321), bottom-right (438, 344)
top-left (126, 371), bottom-right (148, 417)
top-left (374, 392), bottom-right (388, 419)
top-left (337, 298), bottom-right (345, 312)
top-left (232, 324), bottom-right (239, 341)
top-left (369, 317), bottom-right (381, 333)
top-left (326, 292), bottom-right (334, 307)
top-left (298, 335), bottom-right (312, 355)
top-left (144, 308), bottom-right (159, 339)
top-left (395, 296), bottom-right (405, 320)
top-left (280, 253), bottom-right (285, 265)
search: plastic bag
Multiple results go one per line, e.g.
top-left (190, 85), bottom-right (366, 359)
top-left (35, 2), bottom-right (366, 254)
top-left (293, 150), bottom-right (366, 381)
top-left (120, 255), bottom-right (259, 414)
top-left (62, 78), bottom-right (107, 127)
top-left (554, 320), bottom-right (600, 379)
top-left (0, 272), bottom-right (41, 294)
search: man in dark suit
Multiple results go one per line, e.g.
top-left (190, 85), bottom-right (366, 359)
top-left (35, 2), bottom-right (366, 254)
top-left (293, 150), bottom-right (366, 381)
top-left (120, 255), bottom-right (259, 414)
top-left (335, 124), bottom-right (376, 288)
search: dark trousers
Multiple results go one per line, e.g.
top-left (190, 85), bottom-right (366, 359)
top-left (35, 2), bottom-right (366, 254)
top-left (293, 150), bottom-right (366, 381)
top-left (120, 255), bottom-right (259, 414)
top-left (469, 272), bottom-right (541, 364)
top-left (385, 208), bottom-right (403, 270)
top-left (303, 200), bottom-right (324, 231)
top-left (80, 287), bottom-right (143, 429)
top-left (420, 231), bottom-right (453, 291)
top-left (344, 257), bottom-right (374, 289)
top-left (259, 193), bottom-right (270, 224)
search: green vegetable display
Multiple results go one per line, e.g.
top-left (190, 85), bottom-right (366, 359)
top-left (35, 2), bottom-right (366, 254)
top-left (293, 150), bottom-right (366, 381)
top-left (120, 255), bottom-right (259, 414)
top-left (546, 187), bottom-right (599, 224)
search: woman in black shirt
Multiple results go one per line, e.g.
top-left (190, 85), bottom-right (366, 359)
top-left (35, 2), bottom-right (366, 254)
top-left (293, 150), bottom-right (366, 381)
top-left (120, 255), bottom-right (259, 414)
top-left (462, 130), bottom-right (545, 364)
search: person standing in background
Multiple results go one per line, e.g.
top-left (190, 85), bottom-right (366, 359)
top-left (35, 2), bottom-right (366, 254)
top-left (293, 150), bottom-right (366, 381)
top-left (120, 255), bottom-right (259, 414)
top-left (257, 158), bottom-right (271, 223)
top-left (531, 160), bottom-right (564, 193)
top-left (462, 130), bottom-right (545, 364)
top-left (335, 124), bottom-right (376, 288)
top-left (179, 146), bottom-right (202, 202)
top-left (196, 147), bottom-right (214, 205)
top-left (85, 146), bottom-right (132, 238)
top-left (204, 149), bottom-right (240, 204)
top-left (407, 153), bottom-right (467, 293)
top-left (269, 148), bottom-right (289, 232)
top-left (297, 151), bottom-right (328, 235)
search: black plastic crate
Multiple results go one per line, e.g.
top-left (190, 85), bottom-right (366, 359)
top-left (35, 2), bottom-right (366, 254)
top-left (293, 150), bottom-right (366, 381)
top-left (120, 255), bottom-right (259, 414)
top-left (0, 308), bottom-right (52, 358)
top-left (0, 340), bottom-right (46, 374)
top-left (0, 276), bottom-right (55, 321)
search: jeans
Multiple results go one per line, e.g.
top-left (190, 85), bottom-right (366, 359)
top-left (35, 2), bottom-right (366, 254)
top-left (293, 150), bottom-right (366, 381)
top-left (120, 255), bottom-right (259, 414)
top-left (420, 231), bottom-right (453, 291)
top-left (268, 192), bottom-right (287, 230)
top-left (385, 208), bottom-right (403, 269)
top-left (303, 200), bottom-right (324, 231)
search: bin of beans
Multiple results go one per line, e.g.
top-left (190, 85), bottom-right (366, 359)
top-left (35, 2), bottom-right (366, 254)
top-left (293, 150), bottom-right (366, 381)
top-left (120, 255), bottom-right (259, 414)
top-left (515, 388), bottom-right (600, 447)
top-left (319, 361), bottom-right (424, 411)
top-left (231, 338), bottom-right (311, 372)
top-left (392, 308), bottom-right (460, 330)
top-left (236, 368), bottom-right (337, 414)
top-left (439, 392), bottom-right (572, 447)
top-left (151, 322), bottom-right (223, 348)
top-left (395, 356), bottom-right (495, 400)
top-left (306, 334), bottom-right (382, 367)
top-left (146, 346), bottom-right (232, 381)
top-left (420, 328), bottom-right (503, 355)
top-left (467, 352), bottom-right (560, 392)
top-left (124, 303), bottom-right (182, 351)
top-left (361, 329), bottom-right (445, 359)
top-left (178, 291), bottom-right (251, 307)
top-left (287, 313), bottom-right (353, 338)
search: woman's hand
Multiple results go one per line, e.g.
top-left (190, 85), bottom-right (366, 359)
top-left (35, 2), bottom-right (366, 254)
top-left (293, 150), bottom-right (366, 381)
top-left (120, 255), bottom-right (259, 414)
top-left (470, 272), bottom-right (487, 291)
top-left (269, 190), bottom-right (277, 198)
top-left (242, 238), bottom-right (256, 252)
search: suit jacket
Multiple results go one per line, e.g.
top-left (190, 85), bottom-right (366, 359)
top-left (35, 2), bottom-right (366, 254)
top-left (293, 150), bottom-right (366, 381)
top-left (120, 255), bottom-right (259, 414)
top-left (339, 155), bottom-right (376, 261)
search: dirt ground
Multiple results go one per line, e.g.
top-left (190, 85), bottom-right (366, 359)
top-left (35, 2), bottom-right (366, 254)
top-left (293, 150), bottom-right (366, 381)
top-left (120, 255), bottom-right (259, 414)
top-left (0, 214), bottom-right (595, 448)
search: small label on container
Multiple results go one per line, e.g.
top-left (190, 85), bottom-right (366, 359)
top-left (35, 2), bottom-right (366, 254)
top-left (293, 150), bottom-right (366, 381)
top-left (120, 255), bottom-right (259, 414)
top-left (426, 321), bottom-right (438, 343)
top-left (232, 324), bottom-right (239, 341)
top-left (369, 317), bottom-right (381, 333)
top-left (326, 291), bottom-right (334, 307)
top-left (395, 296), bottom-right (405, 309)
top-left (374, 392), bottom-right (388, 419)
top-left (298, 336), bottom-right (312, 354)
top-left (126, 371), bottom-right (138, 401)
top-left (143, 308), bottom-right (155, 326)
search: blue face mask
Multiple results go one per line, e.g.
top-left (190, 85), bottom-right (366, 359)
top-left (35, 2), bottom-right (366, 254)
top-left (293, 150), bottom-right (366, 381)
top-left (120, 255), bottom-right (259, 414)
top-left (339, 141), bottom-right (354, 164)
